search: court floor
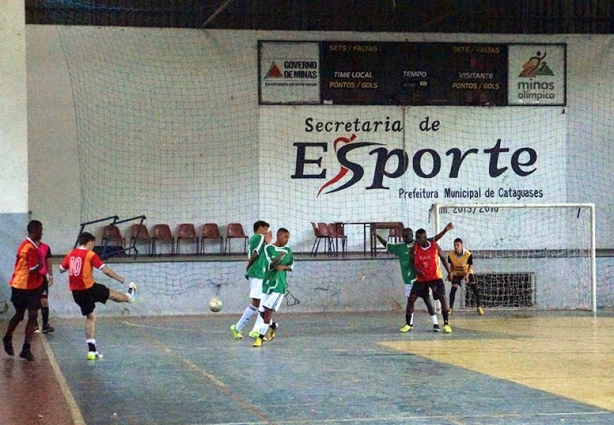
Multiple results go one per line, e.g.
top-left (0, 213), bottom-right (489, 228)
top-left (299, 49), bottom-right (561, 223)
top-left (2, 310), bottom-right (614, 425)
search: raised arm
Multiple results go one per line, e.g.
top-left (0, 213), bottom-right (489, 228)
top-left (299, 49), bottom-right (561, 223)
top-left (433, 222), bottom-right (454, 243)
top-left (373, 232), bottom-right (387, 248)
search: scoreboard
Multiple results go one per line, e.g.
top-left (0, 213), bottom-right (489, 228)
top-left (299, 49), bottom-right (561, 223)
top-left (258, 41), bottom-right (566, 106)
top-left (320, 41), bottom-right (507, 106)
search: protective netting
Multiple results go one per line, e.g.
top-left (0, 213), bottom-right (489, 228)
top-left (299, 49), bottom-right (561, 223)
top-left (37, 18), bottom-right (614, 305)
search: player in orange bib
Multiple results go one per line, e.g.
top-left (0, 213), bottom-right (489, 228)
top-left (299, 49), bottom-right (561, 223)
top-left (412, 228), bottom-right (453, 333)
top-left (3, 220), bottom-right (45, 361)
top-left (448, 238), bottom-right (483, 315)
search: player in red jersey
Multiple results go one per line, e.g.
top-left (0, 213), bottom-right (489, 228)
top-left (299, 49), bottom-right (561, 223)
top-left (60, 231), bottom-right (136, 360)
top-left (411, 228), bottom-right (453, 333)
top-left (3, 220), bottom-right (45, 361)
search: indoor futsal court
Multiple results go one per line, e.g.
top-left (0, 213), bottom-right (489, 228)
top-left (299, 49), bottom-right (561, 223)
top-left (4, 310), bottom-right (614, 425)
top-left (6, 2), bottom-right (614, 425)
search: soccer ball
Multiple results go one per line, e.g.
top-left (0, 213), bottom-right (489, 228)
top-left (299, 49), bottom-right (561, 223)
top-left (208, 297), bottom-right (223, 313)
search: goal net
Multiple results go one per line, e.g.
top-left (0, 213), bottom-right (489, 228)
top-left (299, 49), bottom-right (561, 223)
top-left (431, 203), bottom-right (596, 311)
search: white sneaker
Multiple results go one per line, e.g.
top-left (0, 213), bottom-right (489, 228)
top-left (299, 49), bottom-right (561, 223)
top-left (127, 282), bottom-right (137, 303)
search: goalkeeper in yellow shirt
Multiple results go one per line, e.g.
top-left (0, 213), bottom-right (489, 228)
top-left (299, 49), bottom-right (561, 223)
top-left (448, 238), bottom-right (484, 315)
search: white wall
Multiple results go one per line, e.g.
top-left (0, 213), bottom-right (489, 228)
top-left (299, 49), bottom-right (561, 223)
top-left (25, 28), bottom-right (614, 253)
top-left (47, 258), bottom-right (415, 318)
top-left (18, 27), bottom-right (614, 315)
top-left (0, 1), bottom-right (29, 302)
top-left (1, 1), bottom-right (28, 213)
top-left (27, 24), bottom-right (80, 249)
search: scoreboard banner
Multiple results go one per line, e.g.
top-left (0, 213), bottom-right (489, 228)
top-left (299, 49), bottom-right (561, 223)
top-left (258, 41), bottom-right (566, 106)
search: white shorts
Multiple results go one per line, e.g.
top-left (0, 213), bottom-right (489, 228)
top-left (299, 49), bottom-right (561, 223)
top-left (260, 292), bottom-right (285, 312)
top-left (249, 277), bottom-right (263, 299)
top-left (404, 284), bottom-right (412, 298)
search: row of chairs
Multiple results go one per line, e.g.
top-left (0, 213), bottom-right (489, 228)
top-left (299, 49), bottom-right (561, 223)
top-left (310, 222), bottom-right (405, 257)
top-left (310, 222), bottom-right (347, 257)
top-left (101, 223), bottom-right (249, 255)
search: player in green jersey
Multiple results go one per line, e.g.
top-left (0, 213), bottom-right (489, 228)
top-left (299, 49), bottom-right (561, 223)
top-left (230, 220), bottom-right (272, 340)
top-left (253, 228), bottom-right (293, 347)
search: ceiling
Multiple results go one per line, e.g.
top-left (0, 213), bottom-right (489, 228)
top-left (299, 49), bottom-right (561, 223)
top-left (25, 0), bottom-right (614, 34)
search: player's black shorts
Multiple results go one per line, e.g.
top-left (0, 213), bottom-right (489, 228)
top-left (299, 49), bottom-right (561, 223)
top-left (411, 278), bottom-right (446, 298)
top-left (452, 274), bottom-right (476, 286)
top-left (11, 286), bottom-right (44, 311)
top-left (408, 282), bottom-right (431, 300)
top-left (72, 283), bottom-right (110, 316)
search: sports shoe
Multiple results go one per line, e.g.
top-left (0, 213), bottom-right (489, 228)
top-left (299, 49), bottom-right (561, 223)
top-left (433, 324), bottom-right (441, 332)
top-left (19, 350), bottom-right (35, 361)
top-left (252, 337), bottom-right (263, 347)
top-left (42, 325), bottom-right (55, 334)
top-left (127, 282), bottom-right (137, 303)
top-left (443, 324), bottom-right (452, 333)
top-left (248, 330), bottom-right (260, 339)
top-left (3, 336), bottom-right (14, 356)
top-left (230, 325), bottom-right (243, 340)
top-left (399, 324), bottom-right (413, 333)
top-left (447, 308), bottom-right (453, 315)
top-left (34, 324), bottom-right (41, 334)
top-left (477, 307), bottom-right (484, 315)
top-left (87, 351), bottom-right (103, 360)
top-left (265, 325), bottom-right (276, 342)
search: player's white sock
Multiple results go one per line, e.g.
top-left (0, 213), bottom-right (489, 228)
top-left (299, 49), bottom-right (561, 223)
top-left (431, 315), bottom-right (439, 325)
top-left (259, 322), bottom-right (270, 338)
top-left (87, 338), bottom-right (96, 352)
top-left (251, 312), bottom-right (265, 333)
top-left (236, 305), bottom-right (257, 331)
top-left (409, 314), bottom-right (414, 326)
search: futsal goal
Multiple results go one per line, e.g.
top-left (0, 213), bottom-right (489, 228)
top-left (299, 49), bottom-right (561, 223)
top-left (431, 203), bottom-right (596, 312)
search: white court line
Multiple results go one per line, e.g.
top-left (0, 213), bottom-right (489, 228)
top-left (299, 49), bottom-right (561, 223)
top-left (119, 320), bottom-right (612, 425)
top-left (122, 320), bottom-right (280, 425)
top-left (122, 321), bottom-right (228, 333)
top-left (40, 335), bottom-right (87, 425)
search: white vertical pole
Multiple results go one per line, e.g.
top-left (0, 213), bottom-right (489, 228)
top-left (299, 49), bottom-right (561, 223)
top-left (591, 203), bottom-right (597, 313)
top-left (433, 204), bottom-right (440, 239)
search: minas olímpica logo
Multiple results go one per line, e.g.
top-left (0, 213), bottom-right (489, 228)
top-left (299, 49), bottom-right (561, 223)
top-left (516, 50), bottom-right (556, 102)
top-left (519, 50), bottom-right (554, 78)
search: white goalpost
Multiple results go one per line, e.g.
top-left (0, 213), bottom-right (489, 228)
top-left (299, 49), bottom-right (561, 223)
top-left (431, 203), bottom-right (596, 312)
